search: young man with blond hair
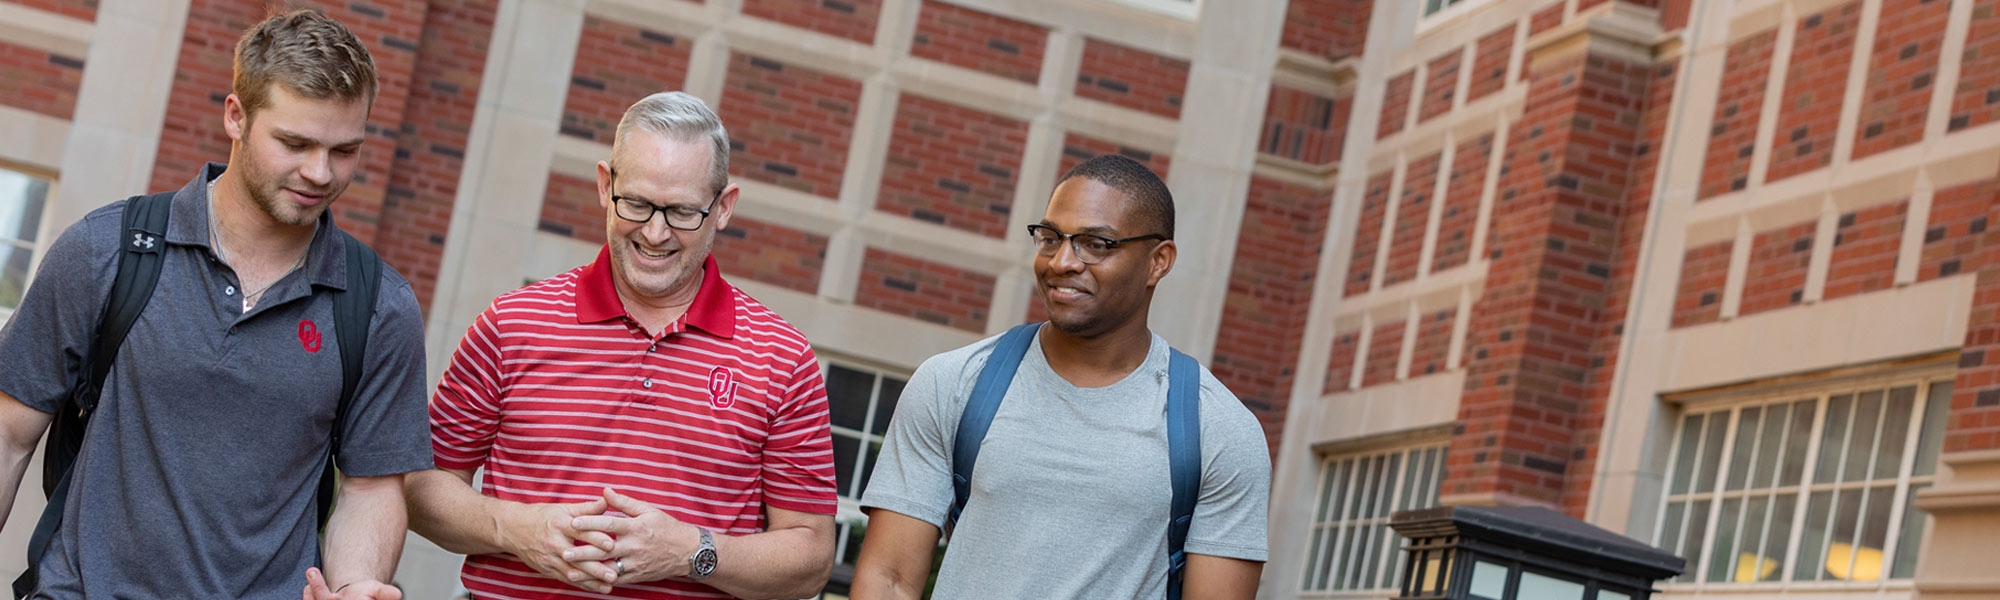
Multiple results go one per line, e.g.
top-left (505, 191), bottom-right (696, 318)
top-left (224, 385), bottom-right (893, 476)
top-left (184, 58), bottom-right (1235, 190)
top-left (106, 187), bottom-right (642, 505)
top-left (0, 10), bottom-right (430, 600)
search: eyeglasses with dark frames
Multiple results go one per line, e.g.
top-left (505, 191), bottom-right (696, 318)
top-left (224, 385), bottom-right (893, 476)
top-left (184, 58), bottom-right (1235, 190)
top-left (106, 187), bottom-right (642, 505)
top-left (1026, 224), bottom-right (1167, 265)
top-left (608, 168), bottom-right (723, 231)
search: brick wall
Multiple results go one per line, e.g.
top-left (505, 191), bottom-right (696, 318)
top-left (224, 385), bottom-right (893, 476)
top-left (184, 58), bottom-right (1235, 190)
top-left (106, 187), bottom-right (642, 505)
top-left (1261, 84), bottom-right (1346, 166)
top-left (1449, 48), bottom-right (1654, 507)
top-left (741, 0), bottom-right (879, 45)
top-left (150, 0), bottom-right (427, 246)
top-left (1529, 3), bottom-right (1565, 37)
top-left (1056, 133), bottom-right (1171, 188)
top-left (877, 93), bottom-right (1026, 238)
top-left (1378, 70), bottom-right (1414, 139)
top-left (1671, 240), bottom-right (1731, 328)
top-left (560, 16), bottom-right (692, 145)
top-left (712, 216), bottom-right (827, 295)
top-left (1949, 0), bottom-right (2000, 132)
top-left (1383, 152), bottom-right (1439, 287)
top-left (910, 0), bottom-right (1045, 85)
top-left (1943, 178), bottom-right (2000, 452)
top-left (1324, 328), bottom-right (1360, 394)
top-left (0, 41), bottom-right (82, 120)
top-left (375, 0), bottom-right (495, 314)
top-left (1919, 178), bottom-right (1995, 282)
top-left (718, 52), bottom-right (863, 198)
top-left (1433, 133), bottom-right (1492, 273)
top-left (1344, 171), bottom-right (1392, 296)
top-left (1280, 0), bottom-right (1370, 60)
top-left (6, 0), bottom-right (95, 21)
top-left (1361, 319), bottom-right (1405, 387)
top-left (1409, 308), bottom-right (1454, 378)
top-left (1738, 220), bottom-right (1816, 316)
top-left (854, 247), bottom-right (994, 333)
top-left (1419, 48), bottom-right (1463, 123)
top-left (1212, 175), bottom-right (1335, 457)
top-left (1699, 29), bottom-right (1776, 200)
top-left (1767, 2), bottom-right (1861, 183)
top-left (1852, 0), bottom-right (1948, 159)
top-left (1075, 38), bottom-right (1188, 119)
top-left (1822, 200), bottom-right (1906, 300)
top-left (1467, 26), bottom-right (1513, 104)
top-left (537, 171), bottom-right (602, 244)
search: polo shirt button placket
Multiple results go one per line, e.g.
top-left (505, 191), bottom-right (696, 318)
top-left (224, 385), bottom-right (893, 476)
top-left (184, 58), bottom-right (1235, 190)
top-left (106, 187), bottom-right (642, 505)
top-left (641, 378), bottom-right (653, 389)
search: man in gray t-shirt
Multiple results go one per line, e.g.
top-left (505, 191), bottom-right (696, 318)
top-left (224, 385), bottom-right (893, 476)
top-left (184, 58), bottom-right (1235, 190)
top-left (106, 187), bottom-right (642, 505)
top-left (854, 155), bottom-right (1271, 599)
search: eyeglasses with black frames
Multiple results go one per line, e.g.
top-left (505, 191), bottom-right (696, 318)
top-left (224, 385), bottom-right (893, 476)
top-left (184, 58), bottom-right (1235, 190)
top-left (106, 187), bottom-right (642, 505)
top-left (1026, 224), bottom-right (1168, 265)
top-left (608, 168), bottom-right (723, 231)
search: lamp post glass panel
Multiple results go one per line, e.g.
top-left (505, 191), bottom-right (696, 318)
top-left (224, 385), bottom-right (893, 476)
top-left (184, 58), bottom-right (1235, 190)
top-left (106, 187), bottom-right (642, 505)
top-left (1390, 506), bottom-right (1684, 600)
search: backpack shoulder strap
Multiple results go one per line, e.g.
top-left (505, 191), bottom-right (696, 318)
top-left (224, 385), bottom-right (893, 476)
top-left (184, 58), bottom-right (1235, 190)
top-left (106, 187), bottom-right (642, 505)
top-left (947, 323), bottom-right (1041, 531)
top-left (16, 192), bottom-right (173, 599)
top-left (316, 232), bottom-right (380, 531)
top-left (1164, 349), bottom-right (1202, 600)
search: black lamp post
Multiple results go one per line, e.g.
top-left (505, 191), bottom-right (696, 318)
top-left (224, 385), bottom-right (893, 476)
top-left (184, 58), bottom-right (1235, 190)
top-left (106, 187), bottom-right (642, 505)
top-left (1388, 505), bottom-right (1684, 600)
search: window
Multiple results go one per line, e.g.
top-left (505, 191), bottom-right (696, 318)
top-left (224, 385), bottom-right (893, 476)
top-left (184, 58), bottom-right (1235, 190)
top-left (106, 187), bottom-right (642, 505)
top-left (822, 362), bottom-right (909, 568)
top-left (1101, 0), bottom-right (1198, 19)
top-left (1656, 375), bottom-right (1952, 587)
top-left (1301, 441), bottom-right (1449, 592)
top-left (0, 168), bottom-right (50, 323)
top-left (1424, 0), bottom-right (1477, 17)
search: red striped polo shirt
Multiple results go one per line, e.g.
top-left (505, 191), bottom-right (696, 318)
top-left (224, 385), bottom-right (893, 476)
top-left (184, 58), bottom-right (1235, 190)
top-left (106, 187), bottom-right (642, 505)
top-left (431, 248), bottom-right (837, 600)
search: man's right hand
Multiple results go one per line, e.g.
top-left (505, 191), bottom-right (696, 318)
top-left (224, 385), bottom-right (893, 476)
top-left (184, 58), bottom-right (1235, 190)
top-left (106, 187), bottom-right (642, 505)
top-left (496, 498), bottom-right (615, 594)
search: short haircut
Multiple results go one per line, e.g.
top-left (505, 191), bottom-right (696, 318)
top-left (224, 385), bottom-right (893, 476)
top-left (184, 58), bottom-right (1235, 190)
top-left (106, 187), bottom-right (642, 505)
top-left (232, 9), bottom-right (378, 117)
top-left (1056, 154), bottom-right (1174, 239)
top-left (611, 91), bottom-right (732, 197)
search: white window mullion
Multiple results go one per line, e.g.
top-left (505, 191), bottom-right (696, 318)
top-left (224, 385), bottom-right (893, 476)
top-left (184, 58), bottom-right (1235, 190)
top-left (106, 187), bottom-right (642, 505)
top-left (1694, 407), bottom-right (1744, 586)
top-left (1880, 381), bottom-right (1933, 580)
top-left (1782, 393), bottom-right (1832, 584)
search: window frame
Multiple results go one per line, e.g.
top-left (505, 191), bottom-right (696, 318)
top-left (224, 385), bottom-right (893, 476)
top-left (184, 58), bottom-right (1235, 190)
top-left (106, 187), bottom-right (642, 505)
top-left (1653, 367), bottom-right (1951, 593)
top-left (1098, 0), bottom-right (1199, 20)
top-left (0, 167), bottom-right (53, 327)
top-left (1299, 439), bottom-right (1450, 595)
top-left (817, 357), bottom-right (912, 569)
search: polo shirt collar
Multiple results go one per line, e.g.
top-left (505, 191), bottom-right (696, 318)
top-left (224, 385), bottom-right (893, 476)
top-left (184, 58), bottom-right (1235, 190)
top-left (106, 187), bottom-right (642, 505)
top-left (575, 245), bottom-right (737, 339)
top-left (167, 162), bottom-right (349, 290)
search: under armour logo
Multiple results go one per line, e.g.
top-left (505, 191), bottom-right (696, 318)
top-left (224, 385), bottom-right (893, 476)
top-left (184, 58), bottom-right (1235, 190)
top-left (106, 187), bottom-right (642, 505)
top-left (131, 233), bottom-right (156, 249)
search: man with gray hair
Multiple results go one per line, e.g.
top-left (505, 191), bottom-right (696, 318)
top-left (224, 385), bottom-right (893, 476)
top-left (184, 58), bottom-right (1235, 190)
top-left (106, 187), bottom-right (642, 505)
top-left (405, 92), bottom-right (839, 600)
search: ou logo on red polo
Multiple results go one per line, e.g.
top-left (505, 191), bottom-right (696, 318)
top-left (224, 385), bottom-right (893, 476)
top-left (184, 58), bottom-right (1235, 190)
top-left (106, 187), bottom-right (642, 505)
top-left (298, 320), bottom-right (322, 353)
top-left (707, 367), bottom-right (738, 410)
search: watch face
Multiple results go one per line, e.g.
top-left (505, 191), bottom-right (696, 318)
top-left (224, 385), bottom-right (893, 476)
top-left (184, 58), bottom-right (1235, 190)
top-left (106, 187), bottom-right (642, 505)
top-left (692, 548), bottom-right (718, 577)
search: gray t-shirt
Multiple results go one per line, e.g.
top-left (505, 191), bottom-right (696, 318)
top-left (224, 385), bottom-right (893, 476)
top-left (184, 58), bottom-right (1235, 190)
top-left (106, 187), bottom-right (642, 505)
top-left (0, 164), bottom-right (434, 599)
top-left (861, 328), bottom-right (1270, 599)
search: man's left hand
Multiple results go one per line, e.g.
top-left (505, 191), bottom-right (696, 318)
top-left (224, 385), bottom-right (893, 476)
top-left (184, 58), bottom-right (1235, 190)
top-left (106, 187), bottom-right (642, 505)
top-left (565, 488), bottom-right (702, 584)
top-left (301, 567), bottom-right (402, 600)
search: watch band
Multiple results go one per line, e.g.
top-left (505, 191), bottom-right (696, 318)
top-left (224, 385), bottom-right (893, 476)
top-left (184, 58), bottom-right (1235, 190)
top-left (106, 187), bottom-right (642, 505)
top-left (687, 527), bottom-right (718, 580)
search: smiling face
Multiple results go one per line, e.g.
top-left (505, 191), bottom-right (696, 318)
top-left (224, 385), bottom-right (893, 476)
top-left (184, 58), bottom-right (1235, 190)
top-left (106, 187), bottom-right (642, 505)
top-left (223, 84), bottom-right (369, 228)
top-left (596, 130), bottom-right (737, 307)
top-left (1034, 177), bottom-right (1176, 339)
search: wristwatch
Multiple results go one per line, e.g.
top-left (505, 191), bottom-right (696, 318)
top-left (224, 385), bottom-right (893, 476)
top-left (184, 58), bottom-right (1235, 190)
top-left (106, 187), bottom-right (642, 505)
top-left (687, 527), bottom-right (718, 580)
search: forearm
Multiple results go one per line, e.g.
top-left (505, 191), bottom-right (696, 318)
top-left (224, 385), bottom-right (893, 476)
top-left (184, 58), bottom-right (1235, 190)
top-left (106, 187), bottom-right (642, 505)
top-left (702, 524), bottom-right (834, 600)
top-left (321, 474), bottom-right (408, 588)
top-left (0, 437), bottom-right (32, 533)
top-left (850, 563), bottom-right (926, 600)
top-left (404, 467), bottom-right (518, 556)
top-left (0, 391), bottom-right (51, 533)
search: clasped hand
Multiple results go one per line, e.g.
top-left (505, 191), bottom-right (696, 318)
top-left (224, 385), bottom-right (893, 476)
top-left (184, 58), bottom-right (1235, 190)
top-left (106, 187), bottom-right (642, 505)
top-left (507, 488), bottom-right (704, 594)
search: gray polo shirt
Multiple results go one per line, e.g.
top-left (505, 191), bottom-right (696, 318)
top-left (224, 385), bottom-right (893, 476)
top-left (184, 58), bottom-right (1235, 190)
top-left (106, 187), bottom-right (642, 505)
top-left (0, 163), bottom-right (433, 599)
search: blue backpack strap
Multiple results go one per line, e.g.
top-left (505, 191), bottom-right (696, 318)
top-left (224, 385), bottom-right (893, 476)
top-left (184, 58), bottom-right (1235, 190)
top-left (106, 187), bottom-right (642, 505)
top-left (1165, 349), bottom-right (1202, 600)
top-left (948, 323), bottom-right (1041, 532)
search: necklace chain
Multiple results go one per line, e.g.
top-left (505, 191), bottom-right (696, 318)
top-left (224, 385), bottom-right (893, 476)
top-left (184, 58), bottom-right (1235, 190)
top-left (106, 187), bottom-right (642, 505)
top-left (207, 178), bottom-right (310, 311)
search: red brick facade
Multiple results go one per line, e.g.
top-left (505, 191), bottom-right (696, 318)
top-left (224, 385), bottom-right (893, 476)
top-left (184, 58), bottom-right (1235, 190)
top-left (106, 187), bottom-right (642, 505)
top-left (1738, 220), bottom-right (1816, 317)
top-left (1767, 2), bottom-right (1861, 183)
top-left (854, 247), bottom-right (994, 333)
top-left (1528, 3), bottom-right (1565, 37)
top-left (1325, 328), bottom-right (1361, 394)
top-left (6, 0), bottom-right (96, 21)
top-left (1671, 240), bottom-right (1731, 328)
top-left (1432, 134), bottom-right (1491, 273)
top-left (1698, 29), bottom-right (1776, 200)
top-left (741, 0), bottom-right (879, 45)
top-left (1921, 178), bottom-right (1995, 283)
top-left (1345, 171), bottom-right (1392, 296)
top-left (1466, 26), bottom-right (1514, 104)
top-left (1378, 70), bottom-right (1414, 139)
top-left (712, 216), bottom-right (828, 295)
top-left (1822, 201), bottom-right (1907, 300)
top-left (1280, 0), bottom-right (1371, 61)
top-left (1056, 133), bottom-right (1171, 187)
top-left (561, 17), bottom-right (693, 145)
top-left (1261, 84), bottom-right (1346, 166)
top-left (1410, 308), bottom-right (1454, 378)
top-left (1361, 318), bottom-right (1405, 387)
top-left (0, 40), bottom-right (82, 121)
top-left (1074, 38), bottom-right (1188, 120)
top-left (1212, 175), bottom-right (1335, 456)
top-left (538, 171), bottom-right (603, 244)
top-left (1418, 48), bottom-right (1462, 123)
top-left (910, 0), bottom-right (1046, 85)
top-left (718, 51), bottom-right (864, 198)
top-left (878, 93), bottom-right (1026, 238)
top-left (1949, 0), bottom-right (2000, 132)
top-left (1383, 152), bottom-right (1439, 287)
top-left (1852, 0), bottom-right (1948, 159)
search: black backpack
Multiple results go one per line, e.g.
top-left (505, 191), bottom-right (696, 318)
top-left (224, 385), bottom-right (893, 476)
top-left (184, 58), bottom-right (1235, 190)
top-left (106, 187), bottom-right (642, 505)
top-left (11, 192), bottom-right (381, 598)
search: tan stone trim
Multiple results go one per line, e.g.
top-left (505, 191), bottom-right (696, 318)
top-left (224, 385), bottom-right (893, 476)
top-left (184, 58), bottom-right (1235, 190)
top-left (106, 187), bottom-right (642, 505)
top-left (1437, 490), bottom-right (1560, 509)
top-left (1747, 2), bottom-right (1794, 189)
top-left (1829, 0), bottom-right (1884, 167)
top-left (1660, 349), bottom-right (1955, 405)
top-left (1726, 1), bottom-right (1786, 46)
top-left (1314, 371), bottom-right (1466, 442)
top-left (1307, 424), bottom-right (1453, 457)
top-left (1335, 266), bottom-right (1483, 323)
top-left (1719, 216), bottom-right (1751, 319)
top-left (1273, 49), bottom-right (1353, 98)
top-left (1801, 196), bottom-right (1838, 304)
top-left (1396, 302), bottom-right (1421, 380)
top-left (1251, 155), bottom-right (1337, 187)
top-left (0, 2), bottom-right (91, 59)
top-left (1416, 131), bottom-right (1456, 285)
top-left (1690, 141), bottom-right (2000, 241)
top-left (938, 0), bottom-right (1197, 58)
top-left (1522, 0), bottom-right (1664, 67)
top-left (1365, 93), bottom-right (1520, 175)
top-left (1659, 276), bottom-right (1973, 393)
top-left (0, 105), bottom-right (68, 173)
